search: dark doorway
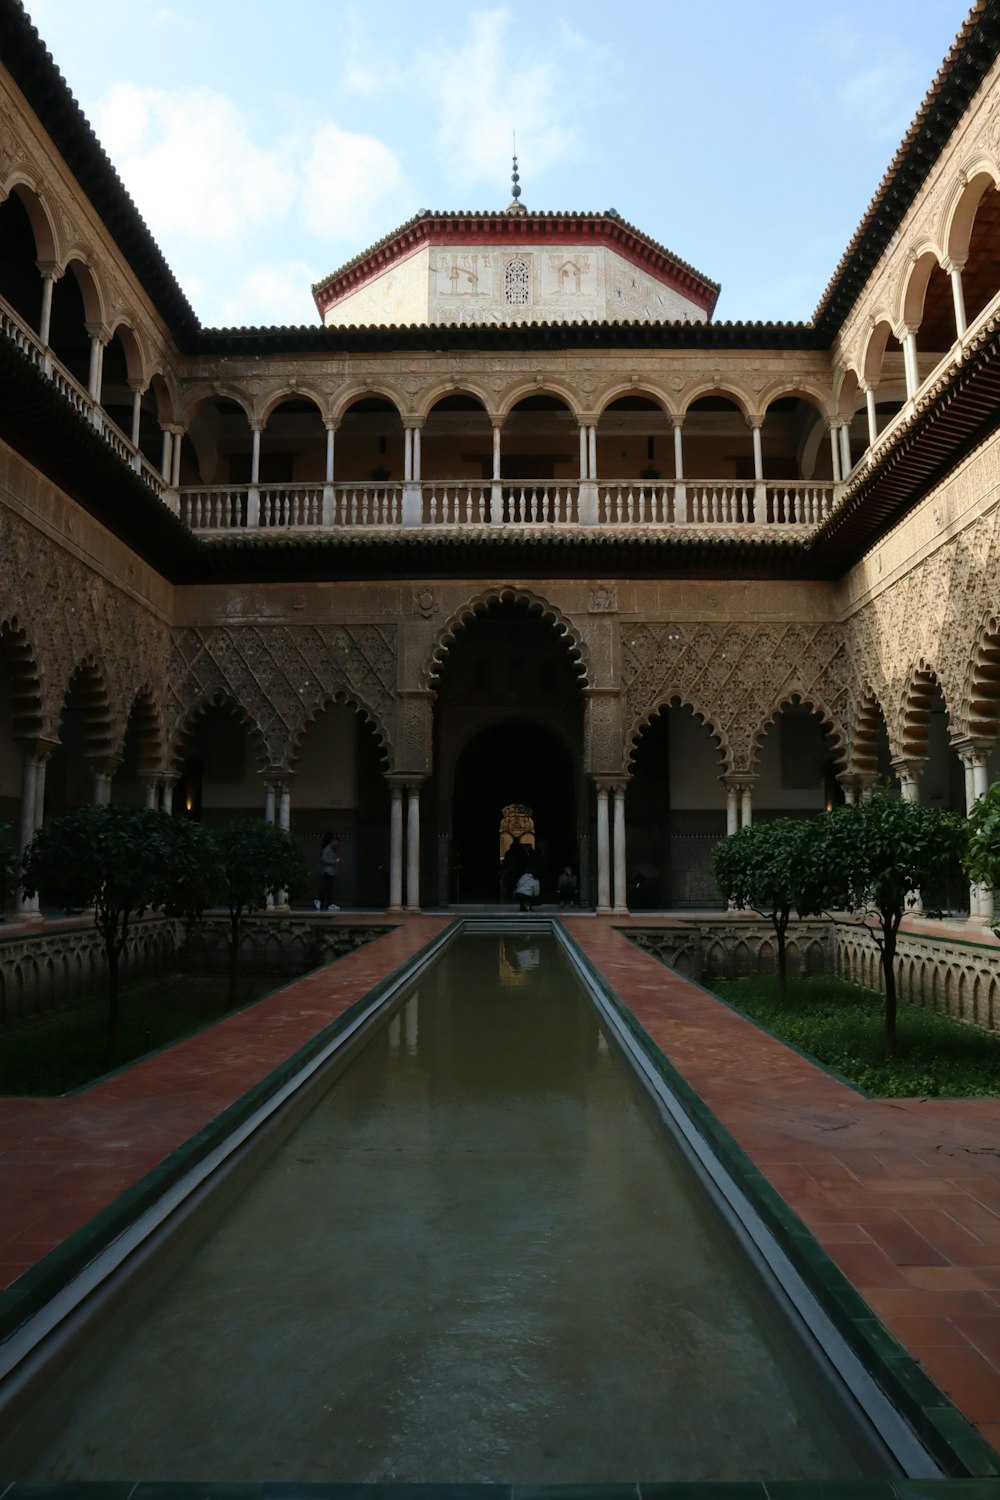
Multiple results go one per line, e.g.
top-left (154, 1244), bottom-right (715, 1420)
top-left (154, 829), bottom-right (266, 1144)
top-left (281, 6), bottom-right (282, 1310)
top-left (452, 719), bottom-right (576, 901)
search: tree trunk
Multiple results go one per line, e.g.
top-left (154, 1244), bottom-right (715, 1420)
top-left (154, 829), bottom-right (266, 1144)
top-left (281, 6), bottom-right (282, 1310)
top-left (881, 920), bottom-right (898, 1060)
top-left (775, 912), bottom-right (788, 995)
top-left (229, 908), bottom-right (241, 971)
top-left (104, 938), bottom-right (120, 1066)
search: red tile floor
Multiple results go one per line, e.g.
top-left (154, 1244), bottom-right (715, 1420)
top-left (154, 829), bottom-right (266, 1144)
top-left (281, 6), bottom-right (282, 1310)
top-left (3, 912), bottom-right (1000, 1454)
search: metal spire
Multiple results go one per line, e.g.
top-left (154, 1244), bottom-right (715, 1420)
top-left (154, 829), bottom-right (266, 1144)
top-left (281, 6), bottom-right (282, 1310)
top-left (506, 131), bottom-right (526, 215)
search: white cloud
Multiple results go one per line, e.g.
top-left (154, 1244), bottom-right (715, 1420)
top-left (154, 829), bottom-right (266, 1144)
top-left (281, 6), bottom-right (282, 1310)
top-left (91, 82), bottom-right (295, 248)
top-left (212, 260), bottom-right (321, 328)
top-left (423, 9), bottom-right (586, 189)
top-left (301, 124), bottom-right (403, 243)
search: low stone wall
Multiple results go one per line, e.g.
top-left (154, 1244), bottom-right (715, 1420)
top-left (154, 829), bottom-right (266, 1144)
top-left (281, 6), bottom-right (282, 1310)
top-left (0, 917), bottom-right (185, 1031)
top-left (833, 921), bottom-right (1000, 1033)
top-left (0, 914), bottom-right (391, 1033)
top-left (627, 917), bottom-right (1000, 1033)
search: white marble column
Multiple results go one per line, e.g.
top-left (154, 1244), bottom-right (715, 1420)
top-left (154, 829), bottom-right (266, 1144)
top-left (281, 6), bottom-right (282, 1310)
top-left (672, 421), bottom-right (687, 522)
top-left (901, 328), bottom-right (919, 398)
top-left (405, 783), bottom-right (421, 911)
top-left (893, 759), bottom-right (924, 914)
top-left (751, 424), bottom-right (763, 481)
top-left (612, 783), bottom-right (628, 914)
top-left (404, 427), bottom-right (413, 483)
top-left (162, 782), bottom-right (174, 815)
top-left (865, 387), bottom-right (878, 449)
top-left (579, 423), bottom-right (588, 479)
top-left (87, 329), bottom-right (106, 402)
top-left (839, 422), bottom-right (852, 478)
top-left (38, 268), bottom-right (56, 346)
top-left (264, 783), bottom-right (276, 824)
top-left (595, 783), bottom-right (611, 914)
top-left (92, 767), bottom-right (113, 804)
top-left (725, 782), bottom-right (739, 836)
top-left (948, 261), bottom-right (967, 339)
top-left (161, 426), bottom-right (172, 480)
top-left (829, 424), bottom-right (842, 483)
top-left (143, 776), bottom-right (159, 810)
top-left (170, 427), bottom-right (183, 488)
top-left (15, 747), bottom-right (39, 918)
top-left (741, 783), bottom-right (753, 828)
top-left (587, 425), bottom-right (597, 482)
top-left (388, 781), bottom-right (404, 912)
top-left (412, 425), bottom-right (422, 482)
top-left (250, 424), bottom-right (261, 485)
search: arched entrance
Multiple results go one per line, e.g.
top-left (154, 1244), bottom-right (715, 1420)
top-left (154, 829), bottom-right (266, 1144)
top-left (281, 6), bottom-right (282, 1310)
top-left (451, 719), bottom-right (577, 901)
top-left (430, 595), bottom-right (586, 905)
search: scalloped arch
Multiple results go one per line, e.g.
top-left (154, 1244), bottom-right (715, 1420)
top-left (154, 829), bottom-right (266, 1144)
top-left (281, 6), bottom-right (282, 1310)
top-left (963, 612), bottom-right (1000, 744)
top-left (750, 688), bottom-right (848, 771)
top-left (121, 686), bottom-right (165, 775)
top-left (166, 690), bottom-right (270, 778)
top-left (848, 688), bottom-right (891, 776)
top-left (898, 659), bottom-right (946, 760)
top-left (422, 587), bottom-right (591, 690)
top-left (288, 690), bottom-right (391, 771)
top-left (0, 616), bottom-right (43, 741)
top-left (625, 693), bottom-right (730, 775)
top-left (62, 654), bottom-right (115, 763)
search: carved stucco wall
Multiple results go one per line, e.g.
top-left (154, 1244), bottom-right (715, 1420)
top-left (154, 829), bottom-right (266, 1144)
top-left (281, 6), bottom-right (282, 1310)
top-left (166, 623), bottom-right (398, 773)
top-left (838, 431), bottom-right (1000, 760)
top-left (0, 444), bottom-right (171, 755)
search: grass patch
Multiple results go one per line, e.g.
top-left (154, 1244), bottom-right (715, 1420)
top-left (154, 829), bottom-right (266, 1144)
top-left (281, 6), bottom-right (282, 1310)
top-left (0, 968), bottom-right (291, 1096)
top-left (711, 974), bottom-right (1000, 1097)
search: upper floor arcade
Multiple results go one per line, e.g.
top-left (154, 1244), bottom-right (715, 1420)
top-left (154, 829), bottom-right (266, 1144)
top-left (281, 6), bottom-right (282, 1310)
top-left (2, 0), bottom-right (1000, 567)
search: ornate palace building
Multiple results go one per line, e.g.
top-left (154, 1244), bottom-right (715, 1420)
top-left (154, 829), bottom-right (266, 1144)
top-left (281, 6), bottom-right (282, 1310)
top-left (2, 1), bottom-right (1000, 917)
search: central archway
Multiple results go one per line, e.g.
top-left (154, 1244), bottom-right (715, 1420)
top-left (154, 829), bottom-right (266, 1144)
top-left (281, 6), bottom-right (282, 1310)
top-left (429, 594), bottom-right (586, 904)
top-left (451, 719), bottom-right (577, 900)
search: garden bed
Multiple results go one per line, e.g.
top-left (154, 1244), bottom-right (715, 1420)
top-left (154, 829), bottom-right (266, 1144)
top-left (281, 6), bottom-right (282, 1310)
top-left (711, 974), bottom-right (1000, 1097)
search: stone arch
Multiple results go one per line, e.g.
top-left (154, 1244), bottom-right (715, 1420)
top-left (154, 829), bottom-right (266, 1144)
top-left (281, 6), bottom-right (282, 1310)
top-left (105, 317), bottom-right (147, 386)
top-left (259, 385), bottom-right (328, 427)
top-left (288, 689), bottom-right (391, 772)
top-left (166, 690), bottom-right (270, 779)
top-left (849, 690), bottom-right (892, 779)
top-left (0, 617), bottom-right (43, 740)
top-left (179, 384), bottom-right (255, 428)
top-left (834, 366), bottom-right (863, 421)
top-left (900, 248), bottom-right (943, 330)
top-left (758, 381), bottom-right (832, 421)
top-left (750, 688), bottom-right (848, 771)
top-left (423, 586), bottom-right (591, 690)
top-left (61, 655), bottom-right (115, 764)
top-left (624, 692), bottom-right (729, 774)
top-left (963, 613), bottom-right (1000, 746)
top-left (594, 382), bottom-right (676, 420)
top-left (415, 380), bottom-right (496, 424)
top-left (898, 660), bottom-right (944, 760)
top-left (497, 380), bottom-right (583, 422)
top-left (120, 687), bottom-right (164, 775)
top-left (1, 176), bottom-right (58, 260)
top-left (944, 164), bottom-right (1000, 268)
top-left (60, 255), bottom-right (105, 328)
top-left (146, 370), bottom-right (176, 425)
top-left (862, 318), bottom-right (896, 386)
top-left (679, 383), bottom-right (752, 421)
top-left (331, 384), bottom-right (404, 424)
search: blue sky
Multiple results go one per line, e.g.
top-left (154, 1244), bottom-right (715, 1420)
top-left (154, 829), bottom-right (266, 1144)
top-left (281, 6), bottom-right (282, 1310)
top-left (24, 0), bottom-right (968, 328)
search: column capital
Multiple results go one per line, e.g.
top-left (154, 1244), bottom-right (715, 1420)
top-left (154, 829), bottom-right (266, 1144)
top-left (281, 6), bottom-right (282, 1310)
top-left (950, 735), bottom-right (992, 766)
top-left (35, 259), bottom-right (61, 281)
top-left (16, 734), bottom-right (60, 761)
top-left (592, 774), bottom-right (629, 794)
top-left (721, 772), bottom-right (758, 790)
top-left (890, 756), bottom-right (926, 780)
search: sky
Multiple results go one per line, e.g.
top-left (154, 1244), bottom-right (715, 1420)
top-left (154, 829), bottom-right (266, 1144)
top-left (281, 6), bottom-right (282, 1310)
top-left (22, 0), bottom-right (971, 329)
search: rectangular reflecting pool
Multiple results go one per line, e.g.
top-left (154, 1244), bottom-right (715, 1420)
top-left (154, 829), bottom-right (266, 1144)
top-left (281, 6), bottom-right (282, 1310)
top-left (5, 931), bottom-right (906, 1482)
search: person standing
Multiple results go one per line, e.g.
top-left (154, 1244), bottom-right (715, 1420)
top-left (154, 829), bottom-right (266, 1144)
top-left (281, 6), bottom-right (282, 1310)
top-left (315, 833), bottom-right (341, 912)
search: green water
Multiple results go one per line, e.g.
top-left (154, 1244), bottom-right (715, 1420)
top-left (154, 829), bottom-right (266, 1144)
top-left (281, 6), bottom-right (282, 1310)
top-left (9, 934), bottom-right (889, 1483)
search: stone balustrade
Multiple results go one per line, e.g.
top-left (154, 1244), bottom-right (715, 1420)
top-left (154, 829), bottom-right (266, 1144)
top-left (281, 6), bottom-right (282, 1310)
top-left (179, 477), bottom-right (838, 534)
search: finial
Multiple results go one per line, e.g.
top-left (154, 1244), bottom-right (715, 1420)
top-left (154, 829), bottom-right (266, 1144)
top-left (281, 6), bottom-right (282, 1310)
top-left (506, 131), bottom-right (527, 215)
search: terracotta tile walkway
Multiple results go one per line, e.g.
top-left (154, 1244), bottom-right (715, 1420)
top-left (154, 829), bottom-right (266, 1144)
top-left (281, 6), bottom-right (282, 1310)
top-left (3, 912), bottom-right (1000, 1457)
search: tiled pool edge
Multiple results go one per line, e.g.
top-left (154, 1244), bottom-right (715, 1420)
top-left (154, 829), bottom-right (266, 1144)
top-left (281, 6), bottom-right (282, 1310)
top-left (559, 928), bottom-right (1000, 1483)
top-left (0, 920), bottom-right (459, 1348)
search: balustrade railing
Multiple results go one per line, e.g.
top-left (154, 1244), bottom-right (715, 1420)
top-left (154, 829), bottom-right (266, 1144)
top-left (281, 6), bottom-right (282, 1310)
top-left (177, 477), bottom-right (839, 533)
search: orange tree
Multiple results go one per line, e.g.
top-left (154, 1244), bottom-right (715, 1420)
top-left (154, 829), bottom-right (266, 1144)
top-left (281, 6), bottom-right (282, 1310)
top-left (21, 805), bottom-right (222, 1062)
top-left (712, 817), bottom-right (836, 991)
top-left (808, 794), bottom-right (967, 1059)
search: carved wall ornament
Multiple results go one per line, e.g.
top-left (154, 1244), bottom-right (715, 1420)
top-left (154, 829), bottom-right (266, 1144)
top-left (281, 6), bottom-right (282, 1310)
top-left (413, 588), bottom-right (438, 619)
top-left (589, 584), bottom-right (618, 614)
